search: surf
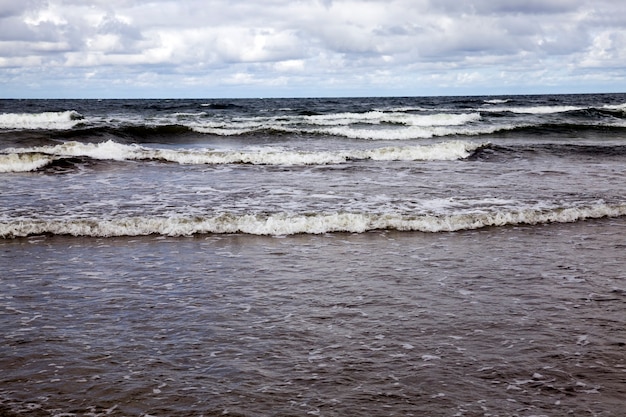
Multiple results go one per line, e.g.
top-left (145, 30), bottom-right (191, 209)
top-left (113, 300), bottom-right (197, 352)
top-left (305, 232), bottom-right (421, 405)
top-left (0, 140), bottom-right (487, 171)
top-left (2, 202), bottom-right (625, 238)
top-left (0, 110), bottom-right (84, 130)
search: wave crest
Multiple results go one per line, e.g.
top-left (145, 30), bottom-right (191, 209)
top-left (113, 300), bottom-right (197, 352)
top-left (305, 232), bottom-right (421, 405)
top-left (0, 140), bottom-right (485, 171)
top-left (0, 153), bottom-right (55, 173)
top-left (2, 203), bottom-right (625, 238)
top-left (0, 111), bottom-right (83, 130)
top-left (190, 111), bottom-right (483, 139)
top-left (482, 105), bottom-right (583, 114)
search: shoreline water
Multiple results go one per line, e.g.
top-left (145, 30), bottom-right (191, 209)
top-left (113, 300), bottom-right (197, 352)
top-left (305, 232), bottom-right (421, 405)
top-left (2, 218), bottom-right (625, 416)
top-left (2, 94), bottom-right (626, 416)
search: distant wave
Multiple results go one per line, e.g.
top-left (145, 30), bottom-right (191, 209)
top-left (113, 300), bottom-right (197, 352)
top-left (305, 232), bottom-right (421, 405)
top-left (305, 111), bottom-right (481, 127)
top-left (482, 105), bottom-right (584, 114)
top-left (190, 124), bottom-right (502, 140)
top-left (0, 111), bottom-right (84, 130)
top-left (480, 102), bottom-right (626, 119)
top-left (190, 111), bottom-right (483, 139)
top-left (49, 118), bottom-right (621, 144)
top-left (303, 124), bottom-right (506, 140)
top-left (469, 142), bottom-right (626, 162)
top-left (379, 106), bottom-right (431, 112)
top-left (200, 103), bottom-right (245, 110)
top-left (0, 140), bottom-right (486, 172)
top-left (0, 109), bottom-right (485, 140)
top-left (602, 102), bottom-right (626, 114)
top-left (4, 102), bottom-right (626, 144)
top-left (483, 99), bottom-right (511, 104)
top-left (3, 119), bottom-right (519, 142)
top-left (2, 202), bottom-right (625, 238)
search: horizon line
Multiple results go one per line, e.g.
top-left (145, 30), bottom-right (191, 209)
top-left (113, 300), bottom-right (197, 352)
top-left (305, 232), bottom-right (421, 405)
top-left (2, 91), bottom-right (626, 100)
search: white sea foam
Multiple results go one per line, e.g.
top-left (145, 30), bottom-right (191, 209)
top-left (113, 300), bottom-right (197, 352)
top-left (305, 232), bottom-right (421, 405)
top-left (174, 112), bottom-right (207, 118)
top-left (154, 147), bottom-right (348, 165)
top-left (2, 202), bottom-right (625, 238)
top-left (2, 141), bottom-right (140, 162)
top-left (380, 106), bottom-right (431, 112)
top-left (55, 140), bottom-right (142, 160)
top-left (357, 141), bottom-right (480, 161)
top-left (0, 153), bottom-right (55, 173)
top-left (1, 140), bottom-right (484, 170)
top-left (0, 141), bottom-right (142, 172)
top-left (0, 111), bottom-right (83, 130)
top-left (484, 99), bottom-right (511, 104)
top-left (386, 112), bottom-right (481, 127)
top-left (602, 103), bottom-right (626, 112)
top-left (190, 112), bottom-right (482, 138)
top-left (482, 105), bottom-right (582, 114)
top-left (191, 123), bottom-right (286, 136)
top-left (312, 123), bottom-right (506, 140)
top-left (303, 111), bottom-right (481, 127)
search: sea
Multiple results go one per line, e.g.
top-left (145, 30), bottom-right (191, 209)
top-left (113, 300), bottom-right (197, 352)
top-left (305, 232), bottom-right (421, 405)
top-left (1, 94), bottom-right (625, 416)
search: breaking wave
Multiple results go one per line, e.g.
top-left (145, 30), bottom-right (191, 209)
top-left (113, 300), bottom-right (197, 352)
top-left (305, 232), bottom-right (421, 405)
top-left (2, 111), bottom-right (486, 140)
top-left (0, 153), bottom-right (56, 173)
top-left (483, 99), bottom-right (512, 105)
top-left (2, 202), bottom-right (625, 238)
top-left (0, 111), bottom-right (84, 130)
top-left (0, 140), bottom-right (485, 172)
top-left (482, 105), bottom-right (584, 114)
top-left (189, 111), bottom-right (484, 139)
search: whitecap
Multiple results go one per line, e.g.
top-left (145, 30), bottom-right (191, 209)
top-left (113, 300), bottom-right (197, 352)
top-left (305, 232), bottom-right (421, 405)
top-left (3, 201), bottom-right (626, 238)
top-left (188, 111), bottom-right (482, 138)
top-left (483, 99), bottom-right (511, 104)
top-left (356, 141), bottom-right (483, 161)
top-left (482, 105), bottom-right (583, 114)
top-left (602, 102), bottom-right (626, 112)
top-left (0, 153), bottom-right (55, 173)
top-left (302, 111), bottom-right (479, 126)
top-left (3, 140), bottom-right (485, 167)
top-left (4, 141), bottom-right (142, 161)
top-left (0, 110), bottom-right (83, 130)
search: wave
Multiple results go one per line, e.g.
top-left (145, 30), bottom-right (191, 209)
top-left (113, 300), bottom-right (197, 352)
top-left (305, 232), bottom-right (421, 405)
top-left (0, 153), bottom-right (56, 173)
top-left (469, 142), bottom-right (626, 162)
top-left (3, 202), bottom-right (625, 238)
top-left (481, 102), bottom-right (626, 120)
top-left (305, 123), bottom-right (508, 140)
top-left (483, 99), bottom-right (511, 105)
top-left (379, 106), bottom-right (430, 112)
top-left (482, 105), bottom-right (583, 114)
top-left (200, 103), bottom-right (245, 110)
top-left (601, 103), bottom-right (626, 116)
top-left (191, 124), bottom-right (500, 140)
top-left (189, 111), bottom-right (483, 139)
top-left (45, 116), bottom-right (617, 145)
top-left (304, 111), bottom-right (481, 127)
top-left (3, 100), bottom-right (624, 144)
top-left (0, 111), bottom-right (84, 130)
top-left (5, 138), bottom-right (626, 173)
top-left (605, 102), bottom-right (626, 110)
top-left (0, 140), bottom-right (486, 172)
top-left (6, 110), bottom-right (483, 141)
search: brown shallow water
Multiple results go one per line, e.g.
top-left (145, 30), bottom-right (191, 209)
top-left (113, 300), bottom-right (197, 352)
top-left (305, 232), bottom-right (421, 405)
top-left (1, 219), bottom-right (625, 416)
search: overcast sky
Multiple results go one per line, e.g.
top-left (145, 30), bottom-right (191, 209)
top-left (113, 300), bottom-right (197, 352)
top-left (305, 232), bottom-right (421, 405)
top-left (1, 0), bottom-right (625, 98)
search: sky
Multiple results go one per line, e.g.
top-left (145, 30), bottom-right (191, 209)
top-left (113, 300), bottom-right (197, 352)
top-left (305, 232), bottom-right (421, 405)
top-left (1, 0), bottom-right (625, 98)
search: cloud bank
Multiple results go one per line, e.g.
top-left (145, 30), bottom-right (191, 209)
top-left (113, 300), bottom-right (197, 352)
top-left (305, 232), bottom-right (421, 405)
top-left (1, 0), bottom-right (625, 97)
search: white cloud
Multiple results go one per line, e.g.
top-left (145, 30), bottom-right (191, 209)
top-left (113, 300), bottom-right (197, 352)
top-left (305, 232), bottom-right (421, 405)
top-left (274, 60), bottom-right (306, 72)
top-left (1, 0), bottom-right (625, 97)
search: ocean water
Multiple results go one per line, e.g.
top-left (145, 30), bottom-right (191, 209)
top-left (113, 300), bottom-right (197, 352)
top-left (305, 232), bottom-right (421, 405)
top-left (1, 94), bottom-right (626, 416)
